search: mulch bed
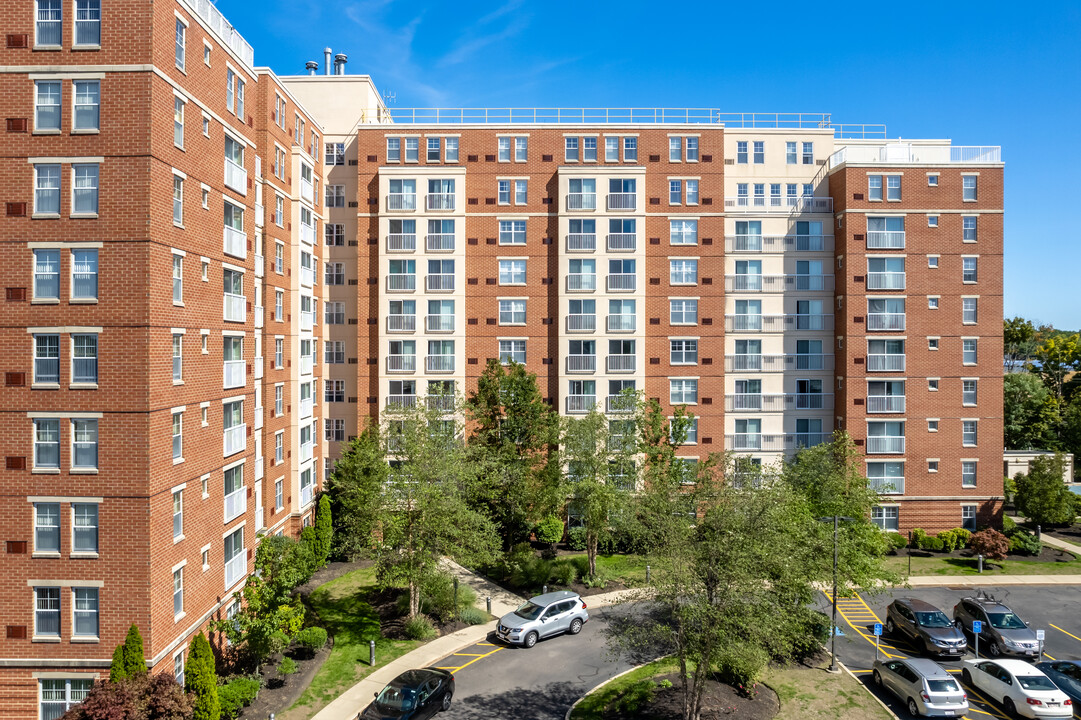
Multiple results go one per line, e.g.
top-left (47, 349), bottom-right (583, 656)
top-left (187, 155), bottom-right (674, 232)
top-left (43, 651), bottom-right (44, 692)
top-left (1030, 524), bottom-right (1081, 547)
top-left (891, 545), bottom-right (1076, 563)
top-left (605, 673), bottom-right (779, 720)
top-left (242, 644), bottom-right (331, 720)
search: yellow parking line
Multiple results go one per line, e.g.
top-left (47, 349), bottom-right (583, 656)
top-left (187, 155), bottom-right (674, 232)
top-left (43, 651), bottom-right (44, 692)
top-left (959, 682), bottom-right (1010, 720)
top-left (1051, 623), bottom-right (1081, 645)
top-left (475, 642), bottom-right (497, 646)
top-left (451, 652), bottom-right (486, 657)
top-left (445, 646), bottom-right (503, 674)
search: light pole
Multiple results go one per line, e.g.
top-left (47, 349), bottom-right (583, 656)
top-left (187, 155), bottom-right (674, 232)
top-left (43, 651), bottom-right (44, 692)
top-left (818, 515), bottom-right (854, 674)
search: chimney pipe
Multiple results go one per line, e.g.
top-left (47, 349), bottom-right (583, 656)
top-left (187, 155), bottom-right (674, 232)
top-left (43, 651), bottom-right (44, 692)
top-left (323, 47), bottom-right (332, 76)
top-left (305, 61), bottom-right (318, 76)
top-left (335, 53), bottom-right (348, 75)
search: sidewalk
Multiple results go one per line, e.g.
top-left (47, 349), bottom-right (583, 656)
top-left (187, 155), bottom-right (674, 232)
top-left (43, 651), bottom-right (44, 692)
top-left (1006, 514), bottom-right (1081, 555)
top-left (905, 574), bottom-right (1081, 586)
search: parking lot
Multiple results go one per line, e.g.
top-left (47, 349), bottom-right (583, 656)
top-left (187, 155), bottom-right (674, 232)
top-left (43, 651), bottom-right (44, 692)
top-left (817, 586), bottom-right (1081, 719)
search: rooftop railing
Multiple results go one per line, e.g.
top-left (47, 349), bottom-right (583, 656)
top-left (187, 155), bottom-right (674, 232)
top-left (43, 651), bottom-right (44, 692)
top-left (831, 143), bottom-right (1001, 167)
top-left (184, 0), bottom-right (254, 70)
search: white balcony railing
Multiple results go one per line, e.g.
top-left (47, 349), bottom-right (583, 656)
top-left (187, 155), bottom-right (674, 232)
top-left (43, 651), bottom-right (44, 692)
top-left (567, 274), bottom-right (597, 292)
top-left (300, 483), bottom-right (313, 507)
top-left (387, 355), bottom-right (416, 373)
top-left (566, 355), bottom-right (596, 373)
top-left (426, 274), bottom-right (455, 292)
top-left (607, 395), bottom-right (636, 413)
top-left (789, 433), bottom-right (830, 450)
top-left (867, 354), bottom-right (906, 371)
top-left (224, 158), bottom-right (247, 194)
top-left (607, 355), bottom-right (636, 373)
top-left (794, 314), bottom-right (831, 331)
top-left (388, 314), bottom-right (416, 332)
top-left (727, 433), bottom-right (763, 450)
top-left (300, 311), bottom-right (313, 332)
top-left (725, 234), bottom-right (834, 253)
top-left (607, 234), bottom-right (636, 252)
top-left (253, 405), bottom-right (263, 430)
top-left (224, 293), bottom-right (245, 322)
top-left (254, 254), bottom-right (264, 277)
top-left (300, 178), bottom-right (313, 203)
top-left (567, 314), bottom-right (596, 332)
top-left (426, 233), bottom-right (455, 252)
top-left (866, 272), bottom-right (906, 290)
top-left (725, 196), bottom-right (833, 213)
top-left (254, 305), bottom-right (264, 328)
top-left (867, 396), bottom-right (906, 413)
top-left (607, 274), bottom-right (636, 291)
top-left (253, 355), bottom-right (263, 379)
top-left (426, 315), bottom-right (454, 333)
top-left (426, 355), bottom-right (455, 373)
top-left (254, 455), bottom-right (264, 480)
top-left (566, 395), bottom-right (596, 413)
top-left (867, 231), bottom-right (905, 249)
top-left (607, 314), bottom-right (636, 332)
top-left (254, 203), bottom-right (263, 228)
top-left (387, 233), bottom-right (416, 252)
top-left (223, 226), bottom-right (246, 259)
top-left (224, 551), bottom-right (245, 590)
top-left (223, 360), bottom-right (245, 388)
top-left (566, 193), bottom-right (597, 210)
top-left (830, 144), bottom-right (1001, 167)
top-left (300, 223), bottom-right (315, 245)
top-left (566, 233), bottom-right (597, 252)
top-left (224, 486), bottom-right (245, 523)
top-left (255, 505), bottom-right (264, 532)
top-left (388, 274), bottom-right (416, 292)
top-left (300, 356), bottom-right (313, 376)
top-left (387, 193), bottom-right (417, 211)
top-left (793, 393), bottom-right (832, 409)
top-left (793, 353), bottom-right (833, 370)
top-left (300, 397), bottom-right (312, 418)
top-left (301, 441), bottom-right (313, 464)
top-left (867, 436), bottom-right (905, 454)
top-left (223, 424), bottom-right (246, 456)
top-left (426, 193), bottom-right (455, 211)
top-left (867, 313), bottom-right (906, 331)
top-left (870, 476), bottom-right (905, 495)
top-left (607, 193), bottom-right (636, 210)
top-left (727, 314), bottom-right (763, 332)
top-left (727, 354), bottom-right (769, 371)
top-left (386, 394), bottom-right (417, 409)
top-left (301, 266), bottom-right (315, 287)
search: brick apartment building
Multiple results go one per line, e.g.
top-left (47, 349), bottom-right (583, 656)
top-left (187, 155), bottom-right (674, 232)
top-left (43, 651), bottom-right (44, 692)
top-left (0, 1), bottom-right (1003, 716)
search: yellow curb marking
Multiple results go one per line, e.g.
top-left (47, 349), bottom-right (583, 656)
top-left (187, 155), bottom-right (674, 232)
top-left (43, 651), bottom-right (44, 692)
top-left (1051, 623), bottom-right (1081, 645)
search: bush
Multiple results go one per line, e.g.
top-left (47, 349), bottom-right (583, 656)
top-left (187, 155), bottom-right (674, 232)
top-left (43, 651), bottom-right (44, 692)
top-left (65, 674), bottom-right (192, 720)
top-left (294, 626), bottom-right (327, 655)
top-left (278, 656), bottom-right (297, 675)
top-left (969, 528), bottom-right (1009, 561)
top-left (917, 534), bottom-right (944, 552)
top-left (510, 557), bottom-right (552, 592)
top-left (1004, 475), bottom-right (1018, 505)
top-left (567, 527), bottom-right (587, 551)
top-left (397, 573), bottom-right (479, 622)
top-left (937, 528), bottom-right (971, 552)
top-left (217, 677), bottom-right (260, 720)
top-left (716, 644), bottom-right (769, 696)
top-left (1008, 530), bottom-right (1042, 556)
top-left (403, 615), bottom-right (437, 640)
top-left (459, 607), bottom-right (488, 626)
top-left (910, 528), bottom-right (927, 548)
top-left (534, 515), bottom-right (565, 545)
top-left (1003, 514), bottom-right (1018, 535)
top-left (550, 559), bottom-right (579, 586)
top-left (884, 532), bottom-right (908, 551)
top-left (569, 554), bottom-right (590, 578)
top-left (185, 631), bottom-right (218, 720)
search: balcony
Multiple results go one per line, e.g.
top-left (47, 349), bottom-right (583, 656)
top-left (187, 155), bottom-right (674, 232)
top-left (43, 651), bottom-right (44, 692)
top-left (606, 234), bottom-right (636, 252)
top-left (566, 193), bottom-right (597, 210)
top-left (567, 314), bottom-right (596, 333)
top-left (867, 436), bottom-right (905, 454)
top-left (607, 274), bottom-right (636, 292)
top-left (725, 315), bottom-right (787, 333)
top-left (726, 354), bottom-right (781, 372)
top-left (223, 226), bottom-right (246, 259)
top-left (387, 193), bottom-right (417, 211)
top-left (426, 274), bottom-right (455, 292)
top-left (427, 394), bottom-right (455, 412)
top-left (792, 275), bottom-right (834, 292)
top-left (829, 144), bottom-right (1001, 167)
top-left (725, 234), bottom-right (835, 253)
top-left (869, 476), bottom-right (904, 495)
top-left (253, 355), bottom-right (263, 379)
top-left (793, 353), bottom-right (834, 370)
top-left (792, 393), bottom-right (832, 410)
top-left (224, 293), bottom-right (245, 322)
top-left (727, 274), bottom-right (770, 292)
top-left (607, 355), bottom-right (636, 373)
top-left (607, 193), bottom-right (636, 210)
top-left (224, 485), bottom-right (246, 523)
top-left (254, 305), bottom-right (264, 329)
top-left (566, 355), bottom-right (596, 373)
top-left (788, 433), bottom-right (830, 450)
top-left (607, 314), bottom-right (636, 333)
top-left (301, 266), bottom-right (315, 287)
top-left (566, 395), bottom-right (596, 413)
top-left (867, 231), bottom-right (905, 250)
top-left (300, 397), bottom-right (312, 418)
top-left (387, 233), bottom-right (416, 252)
top-left (223, 424), bottom-right (246, 456)
top-left (224, 158), bottom-right (247, 194)
top-left (300, 223), bottom-right (315, 245)
top-left (223, 360), bottom-right (245, 389)
top-left (866, 272), bottom-right (906, 290)
top-left (224, 551), bottom-right (246, 590)
top-left (727, 433), bottom-right (766, 451)
top-left (253, 405), bottom-right (263, 430)
top-left (867, 395), bottom-right (906, 413)
top-left (254, 455), bottom-right (264, 480)
top-left (426, 193), bottom-right (455, 211)
top-left (567, 274), bottom-right (597, 292)
top-left (387, 354), bottom-right (416, 373)
top-left (254, 203), bottom-right (263, 228)
top-left (386, 313), bottom-right (415, 332)
top-left (300, 177), bottom-right (313, 203)
top-left (300, 483), bottom-right (313, 507)
top-left (727, 394), bottom-right (781, 412)
top-left (867, 354), bottom-right (906, 371)
top-left (426, 234), bottom-right (455, 252)
top-left (300, 441), bottom-right (313, 464)
top-left (606, 395), bottom-right (635, 413)
top-left (300, 311), bottom-right (313, 332)
top-left (387, 274), bottom-right (416, 292)
top-left (867, 313), bottom-right (906, 331)
top-left (387, 394), bottom-right (417, 409)
top-left (300, 355), bottom-right (313, 376)
top-left (725, 196), bottom-right (833, 213)
top-left (794, 314), bottom-right (832, 331)
top-left (566, 234), bottom-right (596, 252)
top-left (426, 314), bottom-right (454, 333)
top-left (254, 254), bottom-right (264, 277)
top-left (426, 355), bottom-right (455, 373)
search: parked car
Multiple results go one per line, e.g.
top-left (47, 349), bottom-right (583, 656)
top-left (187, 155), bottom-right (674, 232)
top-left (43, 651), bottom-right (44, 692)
top-left (496, 590), bottom-right (588, 648)
top-left (871, 657), bottom-right (969, 717)
top-left (359, 668), bottom-right (454, 719)
top-left (1035, 661), bottom-right (1081, 706)
top-left (962, 659), bottom-right (1072, 719)
top-left (953, 593), bottom-right (1040, 658)
top-left (886, 598), bottom-right (968, 657)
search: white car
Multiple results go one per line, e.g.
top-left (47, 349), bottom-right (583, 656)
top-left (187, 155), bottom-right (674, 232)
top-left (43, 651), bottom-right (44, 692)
top-left (962, 659), bottom-right (1073, 719)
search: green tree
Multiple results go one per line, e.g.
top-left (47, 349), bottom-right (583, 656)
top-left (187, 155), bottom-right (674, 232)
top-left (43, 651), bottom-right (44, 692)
top-left (1031, 334), bottom-right (1081, 401)
top-left (324, 423), bottom-right (386, 560)
top-left (1015, 453), bottom-right (1076, 526)
top-left (313, 493), bottom-right (333, 566)
top-left (466, 359), bottom-right (560, 548)
top-left (1004, 317), bottom-right (1037, 372)
top-left (108, 644), bottom-right (127, 682)
top-left (1062, 397), bottom-right (1081, 480)
top-left (121, 624), bottom-right (146, 678)
top-left (1004, 372), bottom-right (1061, 450)
top-left (185, 631), bottom-right (219, 720)
top-left (377, 399), bottom-right (500, 617)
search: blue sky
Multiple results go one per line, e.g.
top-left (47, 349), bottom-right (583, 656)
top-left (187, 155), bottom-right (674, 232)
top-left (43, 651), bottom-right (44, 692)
top-left (220, 0), bottom-right (1081, 330)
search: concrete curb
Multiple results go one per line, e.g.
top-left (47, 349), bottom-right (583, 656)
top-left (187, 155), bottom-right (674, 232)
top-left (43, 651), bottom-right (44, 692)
top-left (837, 659), bottom-right (900, 720)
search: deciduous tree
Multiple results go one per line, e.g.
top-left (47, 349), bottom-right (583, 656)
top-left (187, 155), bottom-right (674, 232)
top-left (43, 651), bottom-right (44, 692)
top-left (1031, 334), bottom-right (1081, 401)
top-left (1015, 452), bottom-right (1076, 526)
top-left (324, 424), bottom-right (386, 560)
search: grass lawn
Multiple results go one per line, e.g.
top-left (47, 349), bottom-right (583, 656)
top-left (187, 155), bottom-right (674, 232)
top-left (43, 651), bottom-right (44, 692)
top-left (559, 553), bottom-right (649, 586)
top-left (570, 655), bottom-right (892, 720)
top-left (884, 552), bottom-right (1081, 576)
top-left (284, 567), bottom-right (420, 720)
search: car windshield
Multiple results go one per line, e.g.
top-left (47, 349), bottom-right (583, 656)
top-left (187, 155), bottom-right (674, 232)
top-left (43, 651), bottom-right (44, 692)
top-left (1017, 676), bottom-right (1057, 691)
top-left (375, 685), bottom-right (415, 712)
top-left (514, 602), bottom-right (544, 621)
top-left (916, 611), bottom-right (953, 628)
top-left (988, 612), bottom-right (1027, 629)
top-left (927, 679), bottom-right (960, 693)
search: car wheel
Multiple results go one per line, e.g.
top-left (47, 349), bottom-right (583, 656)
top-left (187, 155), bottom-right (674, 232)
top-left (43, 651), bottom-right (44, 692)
top-left (872, 670), bottom-right (883, 687)
top-left (1002, 697), bottom-right (1017, 717)
top-left (524, 631), bottom-right (538, 648)
top-left (961, 669), bottom-right (972, 685)
top-left (988, 641), bottom-right (1001, 657)
top-left (569, 618), bottom-right (583, 635)
top-left (886, 618), bottom-right (896, 635)
top-left (907, 698), bottom-right (921, 717)
top-left (441, 691), bottom-right (452, 712)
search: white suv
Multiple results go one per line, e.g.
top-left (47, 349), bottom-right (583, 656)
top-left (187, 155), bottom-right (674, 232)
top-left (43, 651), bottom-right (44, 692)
top-left (496, 590), bottom-right (589, 648)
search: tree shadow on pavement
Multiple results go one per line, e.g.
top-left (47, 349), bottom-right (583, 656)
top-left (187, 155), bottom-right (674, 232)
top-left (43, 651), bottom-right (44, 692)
top-left (441, 681), bottom-right (582, 720)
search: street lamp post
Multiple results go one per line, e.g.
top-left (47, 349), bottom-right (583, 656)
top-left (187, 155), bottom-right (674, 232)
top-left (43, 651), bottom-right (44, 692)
top-left (818, 515), bottom-right (854, 674)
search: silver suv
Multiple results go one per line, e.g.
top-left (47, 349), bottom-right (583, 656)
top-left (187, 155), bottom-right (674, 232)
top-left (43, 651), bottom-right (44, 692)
top-left (953, 592), bottom-right (1039, 658)
top-left (496, 591), bottom-right (589, 648)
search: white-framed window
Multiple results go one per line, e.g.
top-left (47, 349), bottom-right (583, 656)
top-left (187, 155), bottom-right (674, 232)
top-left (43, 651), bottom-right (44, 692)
top-left (669, 136), bottom-right (681, 161)
top-left (928, 173), bottom-right (939, 186)
top-left (404, 137), bottom-right (419, 163)
top-left (962, 420), bottom-right (977, 447)
top-left (736, 141), bottom-right (748, 164)
top-left (498, 259), bottom-right (526, 285)
top-left (670, 378), bottom-right (698, 404)
top-left (785, 141), bottom-right (797, 164)
top-left (325, 223), bottom-right (345, 246)
top-left (498, 339), bottom-right (526, 365)
top-left (669, 259), bottom-right (698, 285)
top-left (224, 526), bottom-right (245, 589)
top-left (498, 137), bottom-right (511, 162)
top-left (36, 0), bottom-right (63, 45)
top-left (174, 650), bottom-right (185, 685)
top-left (928, 378), bottom-right (940, 391)
top-left (35, 164), bottom-right (61, 215)
top-left (670, 339), bottom-right (697, 365)
top-left (34, 334), bottom-right (60, 384)
top-left (497, 179), bottom-right (510, 205)
top-left (565, 136), bottom-right (579, 162)
top-left (928, 296), bottom-right (939, 310)
top-left (928, 215), bottom-right (939, 227)
top-left (172, 411), bottom-right (183, 460)
top-left (35, 587), bottom-right (61, 637)
top-left (962, 460), bottom-right (977, 488)
top-left (325, 142), bottom-right (345, 165)
top-left (686, 137), bottom-right (699, 162)
top-left (326, 419), bottom-right (346, 442)
top-left (325, 340), bottom-right (345, 364)
top-left (583, 136), bottom-right (597, 161)
top-left (387, 137), bottom-right (401, 162)
top-left (868, 175), bottom-right (882, 201)
top-left (928, 459), bottom-right (939, 473)
top-left (962, 257), bottom-right (978, 283)
top-left (623, 136), bottom-right (637, 161)
top-left (871, 506), bottom-right (899, 531)
top-left (275, 477), bottom-right (283, 509)
top-left (753, 140), bottom-right (764, 164)
top-left (172, 489), bottom-right (182, 538)
top-left (445, 137), bottom-right (459, 163)
top-left (962, 504), bottom-right (977, 531)
top-left (34, 249), bottom-right (60, 300)
top-left (325, 301), bottom-right (345, 325)
top-left (71, 418), bottom-right (97, 469)
top-left (173, 567), bottom-right (184, 616)
top-left (670, 219), bottom-right (697, 245)
top-left (275, 384), bottom-right (283, 416)
top-left (963, 216), bottom-right (978, 242)
top-left (670, 298), bottom-right (698, 325)
top-left (669, 180), bottom-right (682, 205)
top-left (34, 419), bottom-right (60, 469)
top-left (928, 419), bottom-right (939, 432)
top-left (962, 338), bottom-right (977, 365)
top-left (962, 175), bottom-right (977, 201)
top-left (72, 503), bottom-right (98, 553)
top-left (172, 254), bottom-right (183, 303)
top-left (174, 17), bottom-right (186, 70)
top-left (514, 136), bottom-right (527, 162)
top-left (962, 297), bottom-right (978, 324)
top-left (72, 164), bottom-right (98, 215)
top-left (886, 175), bottom-right (901, 201)
top-left (325, 262), bottom-right (345, 285)
top-left (603, 136), bottom-right (618, 162)
top-left (35, 502), bottom-right (61, 552)
top-left (514, 179), bottom-right (527, 205)
top-left (274, 430), bottom-right (284, 464)
top-left (801, 141), bottom-right (813, 164)
top-left (325, 379), bottom-right (345, 402)
top-left (40, 678), bottom-right (93, 719)
top-left (325, 185), bottom-right (345, 208)
top-left (35, 81), bottom-right (61, 131)
top-left (174, 96), bottom-right (184, 147)
top-left (670, 416), bottom-right (698, 445)
top-left (171, 333), bottom-right (182, 381)
top-left (275, 290), bottom-right (283, 321)
top-left (498, 299), bottom-right (526, 325)
top-left (499, 219), bottom-right (526, 245)
top-left (173, 175), bottom-right (184, 225)
top-left (73, 587), bottom-right (98, 637)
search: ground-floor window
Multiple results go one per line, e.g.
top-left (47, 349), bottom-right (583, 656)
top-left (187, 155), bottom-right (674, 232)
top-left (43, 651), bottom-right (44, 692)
top-left (871, 505), bottom-right (899, 531)
top-left (40, 678), bottom-right (93, 720)
top-left (962, 504), bottom-right (977, 531)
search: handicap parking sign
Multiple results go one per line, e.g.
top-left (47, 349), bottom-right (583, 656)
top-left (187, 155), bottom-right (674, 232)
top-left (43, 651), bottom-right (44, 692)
top-left (873, 623), bottom-right (882, 636)
top-left (973, 620), bottom-right (983, 634)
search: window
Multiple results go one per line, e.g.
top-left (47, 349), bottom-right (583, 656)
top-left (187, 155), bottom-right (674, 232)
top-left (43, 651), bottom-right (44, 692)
top-left (172, 489), bottom-right (183, 538)
top-left (172, 175), bottom-right (184, 224)
top-left (34, 334), bottom-right (60, 384)
top-left (498, 299), bottom-right (526, 325)
top-left (670, 219), bottom-right (697, 245)
top-left (928, 174), bottom-right (939, 186)
top-left (784, 141), bottom-right (797, 164)
top-left (623, 137), bottom-right (637, 162)
top-left (963, 216), bottom-right (978, 242)
top-left (325, 262), bottom-right (345, 285)
top-left (962, 175), bottom-right (977, 201)
top-left (427, 137), bottom-right (440, 162)
top-left (326, 418), bottom-right (345, 442)
top-left (171, 412), bottom-right (182, 460)
top-left (35, 164), bottom-right (61, 215)
top-left (604, 136), bottom-right (619, 162)
top-left (669, 180), bottom-right (681, 205)
top-left (387, 137), bottom-right (400, 162)
top-left (275, 384), bottom-right (283, 416)
top-left (34, 250), bottom-right (60, 300)
top-left (36, 0), bottom-right (62, 45)
top-left (928, 378), bottom-right (939, 391)
top-left (72, 164), bottom-right (98, 214)
top-left (325, 185), bottom-right (345, 207)
top-left (274, 290), bottom-right (283, 322)
top-left (74, 587), bottom-right (98, 636)
top-left (962, 298), bottom-right (978, 324)
top-left (173, 568), bottom-right (184, 616)
top-left (325, 379), bottom-right (345, 402)
top-left (670, 339), bottom-right (697, 365)
top-left (669, 259), bottom-right (698, 285)
top-left (35, 81), bottom-right (61, 131)
top-left (736, 141), bottom-right (748, 164)
top-left (686, 137), bottom-right (699, 162)
top-left (34, 419), bottom-right (60, 469)
top-left (670, 379), bottom-right (698, 404)
top-left (962, 257), bottom-right (978, 283)
top-left (514, 179), bottom-right (527, 205)
top-left (174, 651), bottom-right (185, 685)
top-left (325, 340), bottom-right (345, 364)
top-left (962, 338), bottom-right (978, 365)
top-left (202, 115), bottom-right (209, 136)
top-left (802, 142), bottom-right (814, 164)
top-left (872, 506), bottom-right (899, 531)
top-left (173, 96), bottom-right (186, 148)
top-left (224, 527), bottom-right (245, 588)
top-left (325, 142), bottom-right (345, 165)
top-left (753, 140), bottom-right (764, 164)
top-left (275, 477), bottom-right (283, 509)
top-left (514, 136), bottom-right (527, 162)
top-left (325, 302), bottom-right (345, 325)
top-left (962, 420), bottom-right (977, 446)
top-left (40, 678), bottom-right (93, 719)
top-left (670, 299), bottom-right (698, 325)
top-left (445, 137), bottom-right (459, 162)
top-left (962, 505), bottom-right (977, 531)
top-left (498, 259), bottom-right (526, 285)
top-left (928, 459), bottom-right (939, 473)
top-left (868, 175), bottom-right (882, 201)
top-left (404, 137), bottom-right (419, 163)
top-left (274, 339), bottom-right (284, 369)
top-left (583, 137), bottom-right (597, 161)
top-left (962, 461), bottom-right (977, 488)
top-left (565, 137), bottom-right (578, 161)
top-left (174, 18), bottom-right (186, 69)
top-left (35, 503), bottom-right (60, 552)
top-left (71, 419), bottom-right (97, 469)
top-left (72, 503), bottom-right (97, 553)
top-left (73, 241), bottom-right (99, 291)
top-left (669, 136), bottom-right (681, 161)
top-left (928, 296), bottom-right (939, 309)
top-left (498, 339), bottom-right (526, 365)
top-left (35, 587), bottom-right (61, 637)
top-left (496, 179), bottom-right (511, 205)
top-left (928, 419), bottom-right (939, 432)
top-left (499, 219), bottom-right (526, 245)
top-left (497, 137), bottom-right (511, 162)
top-left (928, 215), bottom-right (939, 227)
top-left (928, 255), bottom-right (939, 268)
top-left (173, 255), bottom-right (184, 304)
top-left (325, 223), bottom-right (344, 247)
top-left (886, 175), bottom-right (901, 201)
top-left (172, 334), bottom-right (182, 382)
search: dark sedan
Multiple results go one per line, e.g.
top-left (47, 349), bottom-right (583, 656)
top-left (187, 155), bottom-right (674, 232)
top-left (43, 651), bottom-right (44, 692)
top-left (1037, 661), bottom-right (1081, 705)
top-left (360, 668), bottom-right (455, 720)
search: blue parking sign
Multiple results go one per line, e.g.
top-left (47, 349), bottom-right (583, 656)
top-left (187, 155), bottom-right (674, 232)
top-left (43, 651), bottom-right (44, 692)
top-left (873, 623), bottom-right (882, 636)
top-left (973, 620), bottom-right (983, 634)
